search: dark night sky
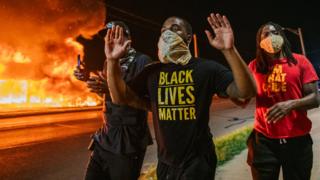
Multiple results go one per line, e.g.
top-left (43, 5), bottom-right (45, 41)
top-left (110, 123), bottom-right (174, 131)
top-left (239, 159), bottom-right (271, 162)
top-left (83, 0), bottom-right (320, 75)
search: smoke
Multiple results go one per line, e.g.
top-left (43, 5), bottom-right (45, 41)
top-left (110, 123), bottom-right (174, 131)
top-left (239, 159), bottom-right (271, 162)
top-left (0, 0), bottom-right (106, 79)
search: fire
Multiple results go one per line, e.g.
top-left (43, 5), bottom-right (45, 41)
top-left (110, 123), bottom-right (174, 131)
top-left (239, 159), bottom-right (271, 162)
top-left (0, 0), bottom-right (106, 108)
top-left (0, 40), bottom-right (101, 108)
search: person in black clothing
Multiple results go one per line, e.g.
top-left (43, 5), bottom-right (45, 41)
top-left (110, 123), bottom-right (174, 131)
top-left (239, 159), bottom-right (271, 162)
top-left (104, 13), bottom-right (256, 180)
top-left (74, 21), bottom-right (153, 180)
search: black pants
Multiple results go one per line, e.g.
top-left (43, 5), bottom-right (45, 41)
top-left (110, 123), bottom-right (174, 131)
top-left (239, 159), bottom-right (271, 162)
top-left (247, 130), bottom-right (313, 180)
top-left (156, 149), bottom-right (217, 180)
top-left (84, 143), bottom-right (146, 180)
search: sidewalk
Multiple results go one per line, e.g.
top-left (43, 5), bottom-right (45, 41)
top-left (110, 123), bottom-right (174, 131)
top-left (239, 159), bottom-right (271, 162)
top-left (215, 108), bottom-right (320, 180)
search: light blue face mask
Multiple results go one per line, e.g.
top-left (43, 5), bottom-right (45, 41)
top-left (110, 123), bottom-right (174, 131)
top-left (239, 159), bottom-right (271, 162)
top-left (157, 30), bottom-right (192, 65)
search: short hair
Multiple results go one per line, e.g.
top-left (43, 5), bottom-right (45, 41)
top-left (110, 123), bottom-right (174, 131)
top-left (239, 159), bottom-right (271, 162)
top-left (98, 21), bottom-right (131, 38)
top-left (170, 16), bottom-right (192, 35)
top-left (179, 17), bottom-right (192, 36)
top-left (106, 21), bottom-right (131, 37)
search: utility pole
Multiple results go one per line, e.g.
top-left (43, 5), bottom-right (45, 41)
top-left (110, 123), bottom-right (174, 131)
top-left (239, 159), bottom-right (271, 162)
top-left (193, 34), bottom-right (199, 58)
top-left (285, 27), bottom-right (306, 56)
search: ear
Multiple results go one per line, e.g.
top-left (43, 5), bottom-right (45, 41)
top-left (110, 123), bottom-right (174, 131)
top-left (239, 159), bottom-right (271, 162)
top-left (186, 34), bottom-right (192, 45)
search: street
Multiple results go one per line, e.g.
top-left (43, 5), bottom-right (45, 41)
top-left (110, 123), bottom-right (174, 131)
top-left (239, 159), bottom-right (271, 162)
top-left (0, 98), bottom-right (256, 179)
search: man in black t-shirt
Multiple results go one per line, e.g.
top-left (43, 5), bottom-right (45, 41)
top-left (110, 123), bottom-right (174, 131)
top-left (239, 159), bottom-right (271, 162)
top-left (104, 13), bottom-right (256, 180)
top-left (74, 21), bottom-right (152, 180)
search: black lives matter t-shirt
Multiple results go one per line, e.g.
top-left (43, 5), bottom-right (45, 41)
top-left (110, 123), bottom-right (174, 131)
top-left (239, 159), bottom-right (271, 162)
top-left (130, 58), bottom-right (233, 166)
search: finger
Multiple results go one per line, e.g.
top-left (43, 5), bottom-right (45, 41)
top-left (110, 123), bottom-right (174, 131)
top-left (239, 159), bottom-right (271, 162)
top-left (210, 13), bottom-right (221, 28)
top-left (216, 13), bottom-right (227, 28)
top-left (271, 112), bottom-right (285, 123)
top-left (205, 30), bottom-right (214, 42)
top-left (222, 15), bottom-right (231, 29)
top-left (265, 106), bottom-right (278, 121)
top-left (87, 81), bottom-right (99, 86)
top-left (105, 29), bottom-right (111, 42)
top-left (111, 25), bottom-right (116, 39)
top-left (123, 40), bottom-right (132, 50)
top-left (90, 89), bottom-right (100, 93)
top-left (207, 16), bottom-right (217, 30)
top-left (115, 25), bottom-right (120, 39)
top-left (119, 27), bottom-right (124, 42)
top-left (265, 104), bottom-right (278, 117)
top-left (90, 76), bottom-right (100, 81)
top-left (90, 86), bottom-right (104, 91)
top-left (267, 110), bottom-right (282, 123)
top-left (272, 115), bottom-right (284, 124)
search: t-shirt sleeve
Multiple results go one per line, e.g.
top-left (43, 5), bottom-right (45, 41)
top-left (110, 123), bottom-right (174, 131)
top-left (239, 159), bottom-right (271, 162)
top-left (248, 60), bottom-right (255, 73)
top-left (206, 61), bottom-right (234, 96)
top-left (128, 62), bottom-right (162, 99)
top-left (135, 54), bottom-right (153, 73)
top-left (299, 55), bottom-right (319, 84)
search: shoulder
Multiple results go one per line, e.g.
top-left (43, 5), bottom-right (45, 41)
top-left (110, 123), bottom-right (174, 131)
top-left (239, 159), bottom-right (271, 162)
top-left (135, 52), bottom-right (153, 65)
top-left (292, 53), bottom-right (309, 63)
top-left (193, 57), bottom-right (223, 68)
top-left (248, 59), bottom-right (257, 70)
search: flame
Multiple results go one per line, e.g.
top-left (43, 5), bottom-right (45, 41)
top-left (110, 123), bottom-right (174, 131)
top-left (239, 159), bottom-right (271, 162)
top-left (0, 39), bottom-right (101, 108)
top-left (0, 0), bottom-right (106, 108)
top-left (0, 79), bottom-right (99, 107)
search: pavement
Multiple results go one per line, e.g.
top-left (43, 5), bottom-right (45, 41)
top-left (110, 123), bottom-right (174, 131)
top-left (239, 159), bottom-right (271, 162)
top-left (215, 108), bottom-right (320, 180)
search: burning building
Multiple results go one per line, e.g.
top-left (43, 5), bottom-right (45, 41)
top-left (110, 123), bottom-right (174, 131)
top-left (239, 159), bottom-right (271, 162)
top-left (0, 0), bottom-right (106, 108)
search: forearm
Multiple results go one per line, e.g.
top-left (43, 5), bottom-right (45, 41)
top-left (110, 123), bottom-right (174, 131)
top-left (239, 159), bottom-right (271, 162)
top-left (222, 46), bottom-right (256, 98)
top-left (290, 93), bottom-right (320, 111)
top-left (105, 60), bottom-right (127, 105)
top-left (104, 60), bottom-right (151, 111)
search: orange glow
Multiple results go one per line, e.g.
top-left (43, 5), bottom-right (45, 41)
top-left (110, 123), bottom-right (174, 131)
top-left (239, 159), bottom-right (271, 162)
top-left (0, 0), bottom-right (106, 108)
top-left (0, 79), bottom-right (100, 107)
top-left (0, 41), bottom-right (101, 108)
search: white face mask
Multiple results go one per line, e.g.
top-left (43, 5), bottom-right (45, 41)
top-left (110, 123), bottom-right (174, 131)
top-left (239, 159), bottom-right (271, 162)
top-left (157, 30), bottom-right (192, 65)
top-left (260, 34), bottom-right (284, 54)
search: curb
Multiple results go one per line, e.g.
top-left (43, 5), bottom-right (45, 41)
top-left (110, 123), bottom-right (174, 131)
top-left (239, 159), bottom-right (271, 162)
top-left (0, 106), bottom-right (102, 119)
top-left (0, 106), bottom-right (102, 131)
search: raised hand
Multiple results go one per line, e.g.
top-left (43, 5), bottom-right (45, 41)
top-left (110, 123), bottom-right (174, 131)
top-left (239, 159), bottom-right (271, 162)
top-left (205, 13), bottom-right (234, 51)
top-left (104, 26), bottom-right (131, 62)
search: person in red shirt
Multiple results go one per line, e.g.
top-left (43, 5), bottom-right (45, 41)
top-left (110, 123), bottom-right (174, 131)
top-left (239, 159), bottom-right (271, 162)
top-left (246, 22), bottom-right (320, 180)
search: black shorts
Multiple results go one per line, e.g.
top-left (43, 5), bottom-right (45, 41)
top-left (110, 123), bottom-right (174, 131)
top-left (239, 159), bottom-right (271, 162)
top-left (84, 143), bottom-right (146, 180)
top-left (156, 149), bottom-right (217, 180)
top-left (247, 130), bottom-right (313, 180)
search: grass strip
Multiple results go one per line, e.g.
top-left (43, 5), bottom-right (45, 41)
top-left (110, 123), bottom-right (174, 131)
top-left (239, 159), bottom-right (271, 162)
top-left (139, 125), bottom-right (253, 180)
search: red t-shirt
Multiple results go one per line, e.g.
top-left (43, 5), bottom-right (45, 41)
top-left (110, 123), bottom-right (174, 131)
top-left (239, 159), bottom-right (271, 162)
top-left (249, 53), bottom-right (319, 138)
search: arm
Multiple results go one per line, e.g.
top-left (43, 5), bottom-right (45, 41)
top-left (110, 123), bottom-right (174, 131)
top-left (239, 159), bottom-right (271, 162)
top-left (266, 82), bottom-right (320, 123)
top-left (103, 25), bottom-right (151, 111)
top-left (205, 13), bottom-right (256, 100)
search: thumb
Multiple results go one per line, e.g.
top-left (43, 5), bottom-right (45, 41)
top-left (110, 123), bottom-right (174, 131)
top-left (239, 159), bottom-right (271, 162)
top-left (123, 40), bottom-right (132, 50)
top-left (205, 30), bottom-right (214, 42)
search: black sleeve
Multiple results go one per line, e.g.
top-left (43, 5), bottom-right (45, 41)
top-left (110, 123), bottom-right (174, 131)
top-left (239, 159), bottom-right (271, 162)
top-left (128, 62), bottom-right (162, 98)
top-left (205, 60), bottom-right (234, 96)
top-left (134, 53), bottom-right (153, 73)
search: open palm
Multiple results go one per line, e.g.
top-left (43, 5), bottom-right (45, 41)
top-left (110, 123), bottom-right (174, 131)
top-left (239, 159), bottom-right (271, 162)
top-left (104, 26), bottom-right (131, 61)
top-left (205, 13), bottom-right (234, 50)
